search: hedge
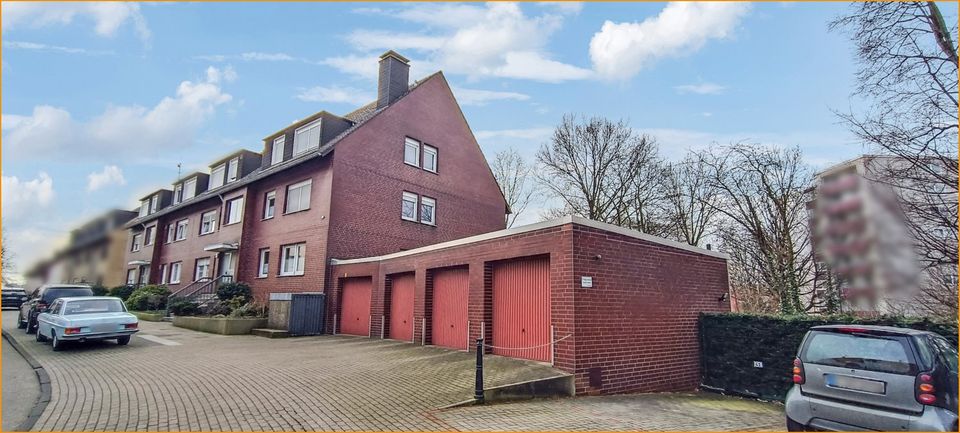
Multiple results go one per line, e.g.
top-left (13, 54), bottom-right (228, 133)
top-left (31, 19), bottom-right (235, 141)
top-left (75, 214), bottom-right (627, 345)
top-left (699, 313), bottom-right (957, 401)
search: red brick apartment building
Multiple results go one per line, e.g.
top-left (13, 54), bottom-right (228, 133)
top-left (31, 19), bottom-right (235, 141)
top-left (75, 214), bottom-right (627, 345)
top-left (123, 51), bottom-right (731, 395)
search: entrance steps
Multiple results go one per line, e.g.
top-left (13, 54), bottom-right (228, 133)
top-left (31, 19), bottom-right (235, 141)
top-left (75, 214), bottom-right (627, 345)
top-left (251, 328), bottom-right (290, 339)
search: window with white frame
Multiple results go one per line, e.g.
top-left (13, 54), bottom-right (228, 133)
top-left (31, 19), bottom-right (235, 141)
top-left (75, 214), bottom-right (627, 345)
top-left (166, 224), bottom-right (175, 243)
top-left (209, 164), bottom-right (225, 189)
top-left (174, 183), bottom-right (183, 204)
top-left (404, 137), bottom-right (420, 166)
top-left (423, 145), bottom-right (438, 172)
top-left (285, 180), bottom-right (312, 213)
top-left (401, 192), bottom-right (418, 221)
top-left (145, 226), bottom-right (155, 246)
top-left (420, 196), bottom-right (436, 225)
top-left (170, 262), bottom-right (182, 284)
top-left (183, 178), bottom-right (197, 201)
top-left (271, 136), bottom-right (285, 165)
top-left (131, 233), bottom-right (142, 252)
top-left (293, 118), bottom-right (322, 156)
top-left (258, 249), bottom-right (270, 278)
top-left (159, 264), bottom-right (167, 285)
top-left (139, 200), bottom-right (149, 217)
top-left (126, 269), bottom-right (136, 285)
top-left (195, 257), bottom-right (211, 280)
top-left (280, 243), bottom-right (306, 276)
top-left (175, 219), bottom-right (189, 241)
top-left (263, 191), bottom-right (276, 219)
top-left (227, 157), bottom-right (240, 182)
top-left (150, 194), bottom-right (160, 213)
top-left (200, 211), bottom-right (217, 235)
top-left (225, 197), bottom-right (244, 224)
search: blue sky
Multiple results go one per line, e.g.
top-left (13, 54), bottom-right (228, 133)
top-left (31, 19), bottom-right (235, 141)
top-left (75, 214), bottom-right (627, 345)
top-left (4, 1), bottom-right (955, 277)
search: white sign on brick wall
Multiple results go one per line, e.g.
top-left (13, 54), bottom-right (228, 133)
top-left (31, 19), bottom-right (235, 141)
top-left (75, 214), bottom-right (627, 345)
top-left (580, 276), bottom-right (593, 288)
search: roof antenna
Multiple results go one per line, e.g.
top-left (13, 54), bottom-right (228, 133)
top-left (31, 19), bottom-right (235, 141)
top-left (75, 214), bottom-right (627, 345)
top-left (177, 163), bottom-right (182, 180)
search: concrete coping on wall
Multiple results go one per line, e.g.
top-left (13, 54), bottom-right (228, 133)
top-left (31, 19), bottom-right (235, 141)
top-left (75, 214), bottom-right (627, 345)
top-left (330, 215), bottom-right (728, 266)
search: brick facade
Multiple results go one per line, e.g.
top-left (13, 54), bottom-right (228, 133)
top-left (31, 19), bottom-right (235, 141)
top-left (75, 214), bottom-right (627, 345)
top-left (328, 216), bottom-right (730, 395)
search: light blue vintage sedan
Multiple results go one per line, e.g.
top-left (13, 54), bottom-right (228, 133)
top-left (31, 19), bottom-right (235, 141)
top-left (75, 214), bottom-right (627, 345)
top-left (35, 296), bottom-right (139, 351)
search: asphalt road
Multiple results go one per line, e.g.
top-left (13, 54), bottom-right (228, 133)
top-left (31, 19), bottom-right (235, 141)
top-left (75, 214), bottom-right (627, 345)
top-left (2, 313), bottom-right (41, 432)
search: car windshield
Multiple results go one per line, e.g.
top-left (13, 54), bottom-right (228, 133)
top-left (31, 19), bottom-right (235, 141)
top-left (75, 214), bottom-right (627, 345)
top-left (802, 331), bottom-right (915, 375)
top-left (42, 287), bottom-right (93, 303)
top-left (63, 299), bottom-right (125, 315)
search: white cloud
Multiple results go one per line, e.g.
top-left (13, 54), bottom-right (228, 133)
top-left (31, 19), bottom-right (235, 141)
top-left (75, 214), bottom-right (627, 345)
top-left (590, 2), bottom-right (750, 80)
top-left (2, 172), bottom-right (55, 221)
top-left (2, 40), bottom-right (114, 55)
top-left (86, 165), bottom-right (126, 191)
top-left (2, 66), bottom-right (234, 160)
top-left (331, 3), bottom-right (590, 83)
top-left (195, 52), bottom-right (300, 63)
top-left (452, 87), bottom-right (530, 106)
top-left (537, 2), bottom-right (584, 14)
top-left (475, 127), bottom-right (554, 141)
top-left (675, 82), bottom-right (727, 95)
top-left (1, 2), bottom-right (150, 42)
top-left (296, 85), bottom-right (374, 106)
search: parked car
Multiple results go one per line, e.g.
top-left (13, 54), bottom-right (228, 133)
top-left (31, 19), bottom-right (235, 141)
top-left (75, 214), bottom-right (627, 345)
top-left (786, 325), bottom-right (958, 431)
top-left (35, 297), bottom-right (139, 351)
top-left (2, 287), bottom-right (28, 309)
top-left (18, 284), bottom-right (94, 333)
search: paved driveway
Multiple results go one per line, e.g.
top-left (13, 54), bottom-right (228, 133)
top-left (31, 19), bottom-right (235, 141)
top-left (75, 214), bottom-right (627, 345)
top-left (2, 311), bottom-right (784, 431)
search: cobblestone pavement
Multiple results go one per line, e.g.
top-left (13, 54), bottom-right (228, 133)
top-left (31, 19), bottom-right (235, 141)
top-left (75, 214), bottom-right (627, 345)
top-left (3, 311), bottom-right (784, 431)
top-left (437, 393), bottom-right (785, 431)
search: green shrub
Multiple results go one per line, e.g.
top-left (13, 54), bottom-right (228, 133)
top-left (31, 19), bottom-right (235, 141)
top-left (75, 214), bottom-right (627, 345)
top-left (107, 285), bottom-right (136, 301)
top-left (699, 313), bottom-right (958, 401)
top-left (125, 285), bottom-right (170, 311)
top-left (91, 285), bottom-right (109, 296)
top-left (216, 282), bottom-right (252, 303)
top-left (167, 299), bottom-right (201, 316)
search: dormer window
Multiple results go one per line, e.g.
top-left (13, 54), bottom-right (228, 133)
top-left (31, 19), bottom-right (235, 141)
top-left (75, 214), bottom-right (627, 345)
top-left (210, 164), bottom-right (225, 189)
top-left (183, 177), bottom-right (197, 201)
top-left (293, 118), bottom-right (322, 156)
top-left (271, 136), bottom-right (285, 165)
top-left (139, 200), bottom-right (149, 217)
top-left (227, 157), bottom-right (240, 182)
top-left (174, 184), bottom-right (183, 204)
top-left (150, 195), bottom-right (160, 213)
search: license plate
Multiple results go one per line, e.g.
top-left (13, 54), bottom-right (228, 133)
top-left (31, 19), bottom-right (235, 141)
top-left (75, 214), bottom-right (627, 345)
top-left (91, 324), bottom-right (115, 333)
top-left (825, 374), bottom-right (886, 394)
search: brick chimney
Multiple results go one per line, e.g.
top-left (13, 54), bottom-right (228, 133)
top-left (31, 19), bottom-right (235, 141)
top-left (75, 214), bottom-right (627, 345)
top-left (377, 50), bottom-right (410, 109)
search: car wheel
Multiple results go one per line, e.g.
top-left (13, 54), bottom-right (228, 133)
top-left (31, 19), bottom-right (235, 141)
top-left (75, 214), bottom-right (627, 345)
top-left (51, 332), bottom-right (62, 352)
top-left (35, 326), bottom-right (48, 343)
top-left (25, 319), bottom-right (35, 335)
top-left (117, 336), bottom-right (130, 346)
top-left (16, 312), bottom-right (26, 329)
top-left (786, 416), bottom-right (806, 432)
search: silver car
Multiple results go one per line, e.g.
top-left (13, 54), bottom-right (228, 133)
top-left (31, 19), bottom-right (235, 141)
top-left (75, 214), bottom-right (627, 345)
top-left (35, 297), bottom-right (139, 351)
top-left (786, 325), bottom-right (958, 431)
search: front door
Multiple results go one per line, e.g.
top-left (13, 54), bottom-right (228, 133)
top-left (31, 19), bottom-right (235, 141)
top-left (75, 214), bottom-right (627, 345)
top-left (219, 252), bottom-right (235, 279)
top-left (138, 265), bottom-right (150, 286)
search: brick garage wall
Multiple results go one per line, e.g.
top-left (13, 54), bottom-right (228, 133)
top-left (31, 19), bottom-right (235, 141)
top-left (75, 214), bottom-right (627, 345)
top-left (571, 225), bottom-right (730, 395)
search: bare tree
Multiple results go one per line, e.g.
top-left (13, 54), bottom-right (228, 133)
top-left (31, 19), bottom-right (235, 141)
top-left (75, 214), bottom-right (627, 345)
top-left (831, 2), bottom-right (958, 317)
top-left (537, 114), bottom-right (666, 233)
top-left (661, 156), bottom-right (721, 246)
top-left (490, 148), bottom-right (536, 228)
top-left (700, 143), bottom-right (816, 315)
top-left (2, 225), bottom-right (14, 286)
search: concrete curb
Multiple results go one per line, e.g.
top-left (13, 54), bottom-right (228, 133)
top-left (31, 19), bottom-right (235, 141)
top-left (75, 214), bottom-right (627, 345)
top-left (3, 329), bottom-right (52, 432)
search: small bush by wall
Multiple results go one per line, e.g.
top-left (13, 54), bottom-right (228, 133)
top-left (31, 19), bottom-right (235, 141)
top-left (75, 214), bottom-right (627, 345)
top-left (125, 285), bottom-right (170, 311)
top-left (699, 313), bottom-right (958, 401)
top-left (108, 285), bottom-right (136, 301)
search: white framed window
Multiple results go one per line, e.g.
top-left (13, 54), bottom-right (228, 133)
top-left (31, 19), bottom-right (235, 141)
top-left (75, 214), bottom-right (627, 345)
top-left (166, 224), bottom-right (175, 243)
top-left (258, 249), bottom-right (270, 278)
top-left (195, 257), bottom-right (211, 280)
top-left (159, 264), bottom-right (167, 285)
top-left (139, 200), bottom-right (149, 217)
top-left (404, 137), bottom-right (420, 167)
top-left (280, 243), bottom-right (306, 276)
top-left (200, 211), bottom-right (217, 235)
top-left (225, 197), bottom-right (244, 225)
top-left (175, 219), bottom-right (189, 241)
top-left (209, 164), bottom-right (225, 189)
top-left (423, 145), bottom-right (438, 173)
top-left (402, 192), bottom-right (418, 221)
top-left (131, 233), bottom-right (142, 252)
top-left (145, 226), bottom-right (155, 246)
top-left (271, 136), bottom-right (285, 165)
top-left (263, 191), bottom-right (276, 219)
top-left (150, 195), bottom-right (160, 213)
top-left (183, 177), bottom-right (197, 201)
top-left (170, 262), bottom-right (182, 284)
top-left (420, 196), bottom-right (436, 225)
top-left (174, 183), bottom-right (183, 204)
top-left (285, 179), bottom-right (312, 213)
top-left (126, 269), bottom-right (136, 285)
top-left (293, 118), bottom-right (322, 156)
top-left (227, 157), bottom-right (240, 182)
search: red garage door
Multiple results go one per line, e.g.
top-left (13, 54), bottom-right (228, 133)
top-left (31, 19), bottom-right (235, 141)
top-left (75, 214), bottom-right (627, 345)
top-left (389, 273), bottom-right (415, 341)
top-left (339, 277), bottom-right (371, 336)
top-left (431, 267), bottom-right (469, 350)
top-left (492, 257), bottom-right (551, 362)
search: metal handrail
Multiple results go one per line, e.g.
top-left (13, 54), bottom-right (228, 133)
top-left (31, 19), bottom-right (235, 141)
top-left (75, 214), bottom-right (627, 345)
top-left (167, 275), bottom-right (233, 314)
